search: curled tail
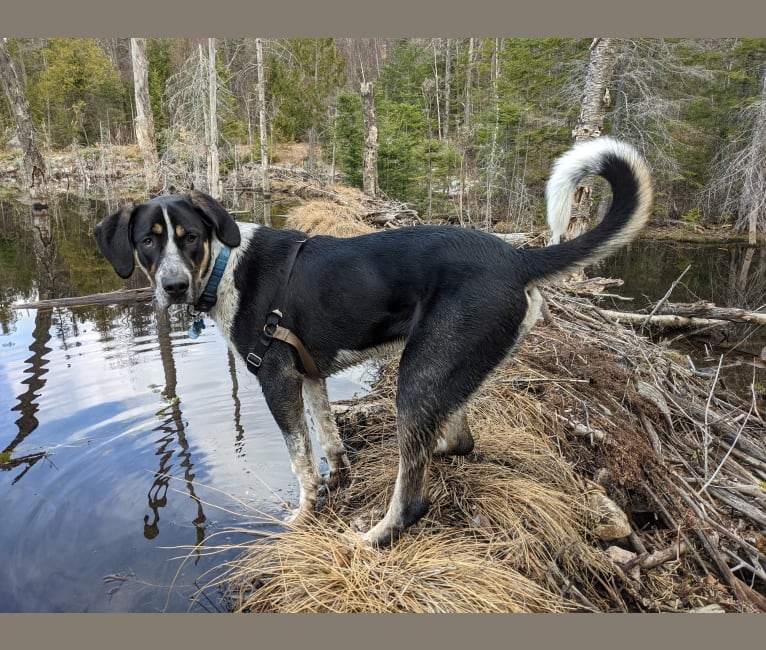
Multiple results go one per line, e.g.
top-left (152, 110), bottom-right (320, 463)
top-left (523, 137), bottom-right (653, 283)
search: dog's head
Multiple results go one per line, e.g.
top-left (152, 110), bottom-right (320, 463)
top-left (93, 190), bottom-right (241, 308)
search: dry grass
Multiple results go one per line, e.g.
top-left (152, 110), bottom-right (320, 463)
top-left (284, 197), bottom-right (374, 237)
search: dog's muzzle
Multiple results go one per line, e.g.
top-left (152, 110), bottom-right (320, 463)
top-left (155, 272), bottom-right (195, 308)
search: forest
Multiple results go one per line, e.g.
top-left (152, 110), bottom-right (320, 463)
top-left (1, 37), bottom-right (766, 241)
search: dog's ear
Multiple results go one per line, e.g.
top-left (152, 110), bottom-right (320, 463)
top-left (93, 203), bottom-right (136, 279)
top-left (187, 190), bottom-right (242, 248)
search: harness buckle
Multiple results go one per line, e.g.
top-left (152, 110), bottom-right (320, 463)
top-left (247, 353), bottom-right (263, 368)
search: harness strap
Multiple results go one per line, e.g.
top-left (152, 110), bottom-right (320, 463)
top-left (245, 238), bottom-right (320, 378)
top-left (271, 325), bottom-right (320, 378)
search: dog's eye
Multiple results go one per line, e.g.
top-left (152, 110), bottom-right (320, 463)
top-left (185, 233), bottom-right (198, 244)
top-left (141, 237), bottom-right (153, 247)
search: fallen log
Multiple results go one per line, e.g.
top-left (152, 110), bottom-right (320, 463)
top-left (597, 301), bottom-right (766, 330)
top-left (597, 309), bottom-right (728, 331)
top-left (639, 301), bottom-right (766, 327)
top-left (12, 287), bottom-right (154, 310)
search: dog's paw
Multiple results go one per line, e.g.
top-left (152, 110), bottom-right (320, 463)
top-left (360, 519), bottom-right (398, 548)
top-left (282, 502), bottom-right (315, 525)
top-left (322, 466), bottom-right (350, 489)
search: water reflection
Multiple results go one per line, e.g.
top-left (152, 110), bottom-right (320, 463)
top-left (142, 310), bottom-right (207, 548)
top-left (228, 349), bottom-right (247, 459)
top-left (600, 240), bottom-right (766, 311)
top-left (4, 203), bottom-right (57, 482)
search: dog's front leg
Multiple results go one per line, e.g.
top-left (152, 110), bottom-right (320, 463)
top-left (260, 369), bottom-right (321, 522)
top-left (303, 377), bottom-right (351, 487)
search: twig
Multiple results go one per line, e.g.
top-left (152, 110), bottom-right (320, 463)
top-left (702, 355), bottom-right (725, 485)
top-left (641, 264), bottom-right (691, 327)
top-left (698, 376), bottom-right (755, 495)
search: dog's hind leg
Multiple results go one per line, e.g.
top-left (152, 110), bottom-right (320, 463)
top-left (303, 377), bottom-right (351, 487)
top-left (260, 368), bottom-right (321, 522)
top-left (361, 289), bottom-right (525, 546)
top-left (433, 407), bottom-right (474, 456)
top-left (362, 340), bottom-right (463, 546)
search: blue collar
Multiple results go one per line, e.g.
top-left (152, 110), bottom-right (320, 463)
top-left (194, 245), bottom-right (230, 312)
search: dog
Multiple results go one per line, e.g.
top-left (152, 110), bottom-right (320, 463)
top-left (93, 137), bottom-right (652, 546)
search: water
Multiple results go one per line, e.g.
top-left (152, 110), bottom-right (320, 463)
top-left (0, 198), bottom-right (370, 612)
top-left (599, 238), bottom-right (765, 312)
top-left (602, 238), bottom-right (766, 401)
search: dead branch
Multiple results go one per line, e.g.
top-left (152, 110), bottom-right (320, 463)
top-left (12, 287), bottom-right (154, 310)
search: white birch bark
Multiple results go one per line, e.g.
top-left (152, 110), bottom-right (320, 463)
top-left (129, 38), bottom-right (160, 191)
top-left (207, 38), bottom-right (220, 199)
top-left (566, 37), bottom-right (620, 240)
top-left (256, 38), bottom-right (271, 226)
top-left (361, 80), bottom-right (378, 197)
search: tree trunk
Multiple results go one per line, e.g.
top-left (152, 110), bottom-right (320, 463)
top-left (464, 38), bottom-right (475, 137)
top-left (360, 80), bottom-right (378, 197)
top-left (207, 38), bottom-right (220, 199)
top-left (129, 38), bottom-right (160, 192)
top-left (484, 38), bottom-right (502, 231)
top-left (0, 39), bottom-right (47, 192)
top-left (442, 38), bottom-right (451, 142)
top-left (566, 37), bottom-right (620, 240)
top-left (256, 38), bottom-right (271, 226)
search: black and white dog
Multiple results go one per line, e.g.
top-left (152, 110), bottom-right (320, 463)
top-left (94, 137), bottom-right (652, 546)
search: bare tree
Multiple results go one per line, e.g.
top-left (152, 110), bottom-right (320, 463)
top-left (565, 37), bottom-right (620, 239)
top-left (130, 38), bottom-right (160, 191)
top-left (207, 38), bottom-right (220, 198)
top-left (163, 40), bottom-right (231, 195)
top-left (360, 80), bottom-right (378, 197)
top-left (708, 61), bottom-right (766, 245)
top-left (703, 50), bottom-right (766, 246)
top-left (256, 37), bottom-right (271, 226)
top-left (736, 63), bottom-right (766, 245)
top-left (442, 38), bottom-right (452, 142)
top-left (484, 38), bottom-right (502, 231)
top-left (0, 38), bottom-right (47, 191)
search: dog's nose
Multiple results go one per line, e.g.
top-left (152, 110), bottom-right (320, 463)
top-left (161, 276), bottom-right (189, 298)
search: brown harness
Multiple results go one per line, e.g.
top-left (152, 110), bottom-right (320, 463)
top-left (245, 238), bottom-right (320, 379)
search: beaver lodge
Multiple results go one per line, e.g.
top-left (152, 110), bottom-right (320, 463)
top-left (172, 183), bottom-right (765, 614)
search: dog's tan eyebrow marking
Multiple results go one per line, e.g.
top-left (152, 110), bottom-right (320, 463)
top-left (152, 222), bottom-right (164, 235)
top-left (175, 225), bottom-right (186, 239)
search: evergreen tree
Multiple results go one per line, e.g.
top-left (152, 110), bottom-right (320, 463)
top-left (28, 38), bottom-right (127, 147)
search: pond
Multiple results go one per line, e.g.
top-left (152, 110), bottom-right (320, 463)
top-left (599, 237), bottom-right (766, 401)
top-left (1, 196), bottom-right (763, 612)
top-left (0, 197), bottom-right (371, 612)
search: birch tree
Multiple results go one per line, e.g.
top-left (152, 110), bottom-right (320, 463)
top-left (130, 38), bottom-right (160, 191)
top-left (164, 40), bottom-right (230, 196)
top-left (0, 38), bottom-right (47, 190)
top-left (566, 37), bottom-right (620, 239)
top-left (207, 38), bottom-right (219, 198)
top-left (360, 80), bottom-right (378, 197)
top-left (256, 37), bottom-right (271, 226)
top-left (442, 38), bottom-right (452, 142)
